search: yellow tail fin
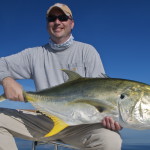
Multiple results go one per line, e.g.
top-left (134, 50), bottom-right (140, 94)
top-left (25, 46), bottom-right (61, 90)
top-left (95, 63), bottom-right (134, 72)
top-left (44, 115), bottom-right (69, 137)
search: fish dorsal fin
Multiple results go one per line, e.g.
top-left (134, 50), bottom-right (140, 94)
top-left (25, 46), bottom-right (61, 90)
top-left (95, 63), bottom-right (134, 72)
top-left (62, 69), bottom-right (82, 82)
top-left (44, 114), bottom-right (69, 137)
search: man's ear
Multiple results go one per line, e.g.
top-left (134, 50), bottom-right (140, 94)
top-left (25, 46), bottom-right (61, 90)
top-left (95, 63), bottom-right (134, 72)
top-left (71, 20), bottom-right (74, 29)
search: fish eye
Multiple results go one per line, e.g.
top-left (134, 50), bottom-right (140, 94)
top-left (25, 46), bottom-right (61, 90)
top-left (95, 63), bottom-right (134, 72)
top-left (120, 94), bottom-right (125, 99)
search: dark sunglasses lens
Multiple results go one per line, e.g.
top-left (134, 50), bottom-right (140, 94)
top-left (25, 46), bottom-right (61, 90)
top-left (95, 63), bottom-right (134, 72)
top-left (47, 15), bottom-right (69, 22)
top-left (58, 15), bottom-right (69, 21)
top-left (47, 16), bottom-right (57, 22)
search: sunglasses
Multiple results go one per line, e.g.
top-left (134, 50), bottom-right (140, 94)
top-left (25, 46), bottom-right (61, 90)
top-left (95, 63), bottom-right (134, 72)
top-left (47, 15), bottom-right (72, 22)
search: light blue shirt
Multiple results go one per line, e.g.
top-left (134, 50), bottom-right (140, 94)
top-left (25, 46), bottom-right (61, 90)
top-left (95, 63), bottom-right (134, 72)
top-left (0, 41), bottom-right (105, 91)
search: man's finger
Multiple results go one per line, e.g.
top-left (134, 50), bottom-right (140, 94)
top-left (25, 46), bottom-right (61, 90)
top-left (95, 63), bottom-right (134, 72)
top-left (114, 122), bottom-right (123, 130)
top-left (18, 94), bottom-right (24, 102)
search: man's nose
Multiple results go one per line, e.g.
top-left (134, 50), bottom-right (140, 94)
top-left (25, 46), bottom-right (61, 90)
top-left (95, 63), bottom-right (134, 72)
top-left (54, 18), bottom-right (61, 24)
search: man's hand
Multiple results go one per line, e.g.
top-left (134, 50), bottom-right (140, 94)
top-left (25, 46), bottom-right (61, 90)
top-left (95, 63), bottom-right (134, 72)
top-left (102, 117), bottom-right (122, 131)
top-left (2, 77), bottom-right (24, 102)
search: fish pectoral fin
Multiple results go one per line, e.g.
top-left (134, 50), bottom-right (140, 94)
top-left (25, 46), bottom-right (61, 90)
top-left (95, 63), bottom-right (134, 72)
top-left (91, 102), bottom-right (114, 113)
top-left (44, 115), bottom-right (69, 137)
top-left (95, 106), bottom-right (107, 113)
top-left (69, 99), bottom-right (112, 113)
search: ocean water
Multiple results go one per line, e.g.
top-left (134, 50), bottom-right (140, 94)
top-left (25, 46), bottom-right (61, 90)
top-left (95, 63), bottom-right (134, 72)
top-left (122, 143), bottom-right (150, 150)
top-left (16, 138), bottom-right (150, 150)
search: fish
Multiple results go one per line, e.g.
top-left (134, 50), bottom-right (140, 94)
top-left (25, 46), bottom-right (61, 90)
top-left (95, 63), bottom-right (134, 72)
top-left (1, 70), bottom-right (150, 137)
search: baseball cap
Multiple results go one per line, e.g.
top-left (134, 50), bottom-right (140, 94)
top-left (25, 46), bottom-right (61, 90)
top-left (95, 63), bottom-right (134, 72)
top-left (47, 3), bottom-right (72, 17)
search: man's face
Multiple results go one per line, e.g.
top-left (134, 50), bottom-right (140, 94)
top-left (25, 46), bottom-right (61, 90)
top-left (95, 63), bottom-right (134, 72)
top-left (47, 8), bottom-right (74, 43)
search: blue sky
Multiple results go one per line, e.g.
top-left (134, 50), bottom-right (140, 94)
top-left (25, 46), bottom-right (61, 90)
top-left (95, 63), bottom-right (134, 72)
top-left (0, 0), bottom-right (150, 148)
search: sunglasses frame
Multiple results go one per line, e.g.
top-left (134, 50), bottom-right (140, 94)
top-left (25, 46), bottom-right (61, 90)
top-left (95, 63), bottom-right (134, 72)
top-left (47, 15), bottom-right (72, 22)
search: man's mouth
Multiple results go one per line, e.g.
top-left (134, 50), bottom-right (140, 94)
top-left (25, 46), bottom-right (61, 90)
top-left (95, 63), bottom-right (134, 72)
top-left (53, 27), bottom-right (63, 32)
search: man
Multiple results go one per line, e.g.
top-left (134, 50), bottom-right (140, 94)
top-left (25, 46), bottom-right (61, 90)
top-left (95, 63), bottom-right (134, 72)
top-left (0, 3), bottom-right (122, 150)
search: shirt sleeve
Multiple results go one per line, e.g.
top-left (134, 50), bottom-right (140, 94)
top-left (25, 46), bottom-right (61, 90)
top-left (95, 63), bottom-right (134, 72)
top-left (84, 45), bottom-right (106, 78)
top-left (0, 49), bottom-right (33, 83)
